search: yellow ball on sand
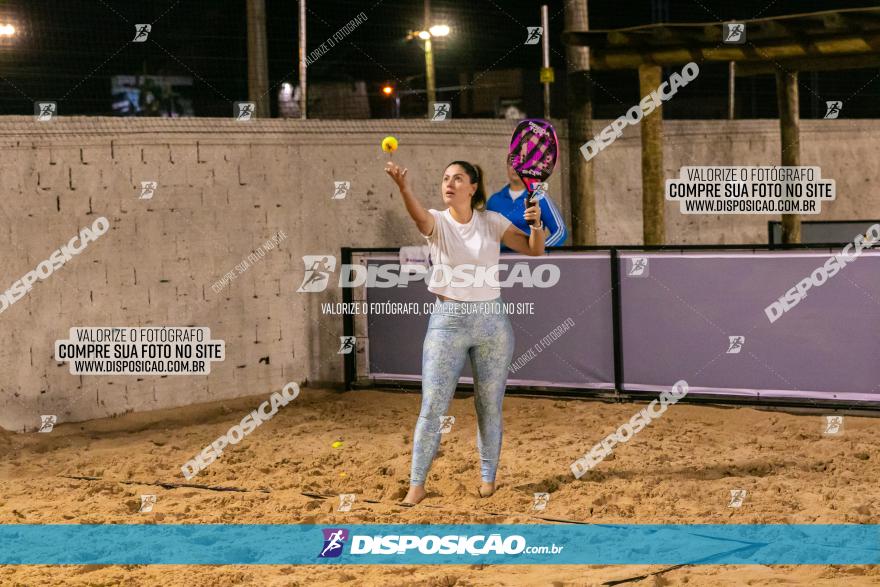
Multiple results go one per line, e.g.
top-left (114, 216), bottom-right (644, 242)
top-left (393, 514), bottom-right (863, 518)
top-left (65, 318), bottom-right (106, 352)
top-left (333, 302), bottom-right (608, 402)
top-left (382, 136), bottom-right (398, 153)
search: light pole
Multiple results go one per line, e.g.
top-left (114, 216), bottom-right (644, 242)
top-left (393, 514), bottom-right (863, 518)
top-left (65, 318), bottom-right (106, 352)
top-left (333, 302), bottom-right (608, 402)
top-left (407, 24), bottom-right (450, 118)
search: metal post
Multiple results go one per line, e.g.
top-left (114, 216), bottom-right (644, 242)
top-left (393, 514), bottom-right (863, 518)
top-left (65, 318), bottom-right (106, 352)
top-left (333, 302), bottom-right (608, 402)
top-left (610, 248), bottom-right (624, 398)
top-left (776, 70), bottom-right (801, 244)
top-left (299, 0), bottom-right (307, 119)
top-left (246, 0), bottom-right (270, 117)
top-left (565, 0), bottom-right (596, 245)
top-left (639, 64), bottom-right (665, 245)
top-left (541, 5), bottom-right (550, 118)
top-left (341, 247), bottom-right (355, 390)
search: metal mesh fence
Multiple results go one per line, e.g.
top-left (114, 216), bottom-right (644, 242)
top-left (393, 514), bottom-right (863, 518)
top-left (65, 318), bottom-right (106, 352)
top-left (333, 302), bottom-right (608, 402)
top-left (0, 0), bottom-right (878, 120)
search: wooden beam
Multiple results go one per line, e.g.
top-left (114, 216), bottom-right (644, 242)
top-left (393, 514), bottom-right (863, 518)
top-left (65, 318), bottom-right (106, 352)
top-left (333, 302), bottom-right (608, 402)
top-left (566, 0), bottom-right (596, 245)
top-left (736, 49), bottom-right (880, 75)
top-left (563, 24), bottom-right (880, 71)
top-left (776, 70), bottom-right (801, 244)
top-left (639, 64), bottom-right (665, 246)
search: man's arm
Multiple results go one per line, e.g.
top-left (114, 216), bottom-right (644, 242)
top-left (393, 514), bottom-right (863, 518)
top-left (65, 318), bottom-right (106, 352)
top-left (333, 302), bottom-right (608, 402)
top-left (540, 197), bottom-right (568, 246)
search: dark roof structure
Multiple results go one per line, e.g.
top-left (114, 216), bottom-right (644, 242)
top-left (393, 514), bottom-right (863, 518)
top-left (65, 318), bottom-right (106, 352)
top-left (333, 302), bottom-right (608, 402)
top-left (562, 7), bottom-right (880, 75)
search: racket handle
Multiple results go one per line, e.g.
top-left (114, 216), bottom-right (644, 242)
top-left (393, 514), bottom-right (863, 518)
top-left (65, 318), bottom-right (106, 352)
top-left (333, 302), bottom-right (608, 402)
top-left (526, 193), bottom-right (536, 226)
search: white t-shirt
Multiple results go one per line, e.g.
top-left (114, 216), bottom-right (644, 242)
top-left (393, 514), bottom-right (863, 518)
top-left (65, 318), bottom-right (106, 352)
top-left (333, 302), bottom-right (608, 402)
top-left (423, 208), bottom-right (513, 301)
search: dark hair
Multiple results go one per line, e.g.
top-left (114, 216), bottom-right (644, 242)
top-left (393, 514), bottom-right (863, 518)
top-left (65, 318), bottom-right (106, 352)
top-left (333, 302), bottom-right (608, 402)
top-left (446, 160), bottom-right (486, 210)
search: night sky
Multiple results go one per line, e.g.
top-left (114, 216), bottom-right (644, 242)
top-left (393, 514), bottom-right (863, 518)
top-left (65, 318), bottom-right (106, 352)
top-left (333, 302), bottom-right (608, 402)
top-left (0, 0), bottom-right (878, 118)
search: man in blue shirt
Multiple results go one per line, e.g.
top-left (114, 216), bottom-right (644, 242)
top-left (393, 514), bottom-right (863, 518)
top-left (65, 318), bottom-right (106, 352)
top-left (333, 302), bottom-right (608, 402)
top-left (487, 160), bottom-right (568, 249)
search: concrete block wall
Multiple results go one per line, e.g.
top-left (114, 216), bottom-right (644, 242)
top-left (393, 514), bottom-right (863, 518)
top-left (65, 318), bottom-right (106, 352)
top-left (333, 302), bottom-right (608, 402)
top-left (0, 116), bottom-right (876, 430)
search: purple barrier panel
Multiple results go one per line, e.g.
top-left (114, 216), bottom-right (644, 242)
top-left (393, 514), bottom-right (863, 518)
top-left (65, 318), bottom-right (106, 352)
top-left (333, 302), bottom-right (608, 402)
top-left (364, 252), bottom-right (614, 390)
top-left (620, 250), bottom-right (880, 403)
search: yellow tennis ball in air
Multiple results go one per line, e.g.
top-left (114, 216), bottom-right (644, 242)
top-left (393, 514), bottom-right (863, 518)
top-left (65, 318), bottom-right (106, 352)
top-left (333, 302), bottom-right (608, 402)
top-left (382, 136), bottom-right (398, 153)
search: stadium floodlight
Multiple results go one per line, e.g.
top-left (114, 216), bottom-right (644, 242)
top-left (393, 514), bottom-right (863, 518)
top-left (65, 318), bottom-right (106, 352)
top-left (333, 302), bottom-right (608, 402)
top-left (0, 24), bottom-right (15, 36)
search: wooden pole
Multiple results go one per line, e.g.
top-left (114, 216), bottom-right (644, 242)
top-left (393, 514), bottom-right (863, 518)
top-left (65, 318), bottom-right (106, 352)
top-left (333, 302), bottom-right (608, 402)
top-left (246, 0), bottom-right (270, 117)
top-left (298, 0), bottom-right (307, 119)
top-left (639, 64), bottom-right (665, 245)
top-left (565, 0), bottom-right (596, 245)
top-left (728, 61), bottom-right (735, 119)
top-left (424, 0), bottom-right (436, 117)
top-left (541, 5), bottom-right (551, 119)
top-left (776, 70), bottom-right (801, 244)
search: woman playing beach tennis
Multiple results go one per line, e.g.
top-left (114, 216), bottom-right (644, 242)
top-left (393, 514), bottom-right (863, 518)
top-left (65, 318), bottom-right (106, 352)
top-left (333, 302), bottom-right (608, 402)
top-left (385, 159), bottom-right (545, 506)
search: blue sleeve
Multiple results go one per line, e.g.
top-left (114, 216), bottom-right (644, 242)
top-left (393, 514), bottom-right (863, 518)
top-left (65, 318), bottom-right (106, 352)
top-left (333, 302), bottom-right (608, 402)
top-left (540, 197), bottom-right (567, 246)
top-left (486, 189), bottom-right (505, 213)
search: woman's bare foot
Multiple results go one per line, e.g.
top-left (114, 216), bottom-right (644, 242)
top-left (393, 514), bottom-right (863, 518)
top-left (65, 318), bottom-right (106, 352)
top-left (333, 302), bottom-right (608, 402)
top-left (478, 481), bottom-right (495, 498)
top-left (401, 484), bottom-right (426, 506)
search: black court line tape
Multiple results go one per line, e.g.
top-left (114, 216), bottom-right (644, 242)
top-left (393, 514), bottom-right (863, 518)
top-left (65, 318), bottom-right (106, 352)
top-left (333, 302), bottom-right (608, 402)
top-left (59, 475), bottom-right (270, 494)
top-left (58, 478), bottom-right (772, 531)
top-left (601, 540), bottom-right (767, 585)
top-left (300, 491), bottom-right (595, 524)
top-left (602, 564), bottom-right (690, 586)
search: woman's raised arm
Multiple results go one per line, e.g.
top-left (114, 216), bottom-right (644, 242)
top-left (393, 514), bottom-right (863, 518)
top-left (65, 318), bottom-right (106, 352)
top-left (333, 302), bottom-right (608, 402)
top-left (385, 162), bottom-right (434, 237)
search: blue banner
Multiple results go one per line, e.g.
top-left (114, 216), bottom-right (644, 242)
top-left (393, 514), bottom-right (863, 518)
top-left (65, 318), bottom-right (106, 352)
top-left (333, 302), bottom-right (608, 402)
top-left (0, 524), bottom-right (877, 565)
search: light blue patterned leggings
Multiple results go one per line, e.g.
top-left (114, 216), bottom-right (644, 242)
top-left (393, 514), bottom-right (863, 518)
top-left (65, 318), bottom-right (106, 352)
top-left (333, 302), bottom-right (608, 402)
top-left (410, 298), bottom-right (515, 486)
